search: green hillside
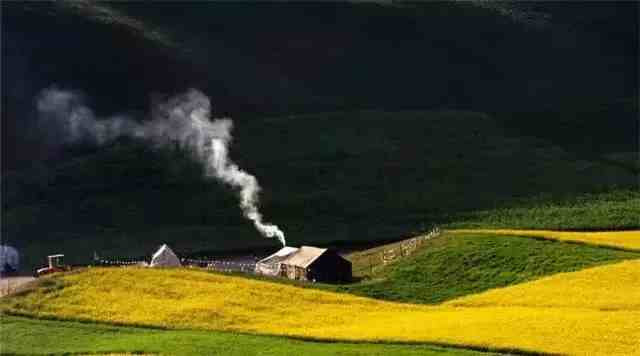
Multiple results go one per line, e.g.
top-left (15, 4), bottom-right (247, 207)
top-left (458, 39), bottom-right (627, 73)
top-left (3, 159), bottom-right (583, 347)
top-left (2, 1), bottom-right (638, 270)
top-left (4, 110), bottom-right (637, 270)
top-left (4, 1), bottom-right (637, 168)
top-left (2, 3), bottom-right (638, 355)
top-left (341, 232), bottom-right (640, 304)
top-left (1, 315), bottom-right (492, 356)
top-left (449, 189), bottom-right (640, 230)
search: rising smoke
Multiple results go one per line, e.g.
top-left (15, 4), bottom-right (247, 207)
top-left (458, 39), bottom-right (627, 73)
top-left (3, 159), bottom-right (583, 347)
top-left (37, 87), bottom-right (286, 246)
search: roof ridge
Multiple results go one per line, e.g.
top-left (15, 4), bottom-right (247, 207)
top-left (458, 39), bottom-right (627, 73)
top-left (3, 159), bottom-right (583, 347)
top-left (282, 246), bottom-right (328, 268)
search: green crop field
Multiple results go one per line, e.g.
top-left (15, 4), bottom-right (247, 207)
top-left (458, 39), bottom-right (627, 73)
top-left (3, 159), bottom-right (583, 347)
top-left (446, 190), bottom-right (640, 230)
top-left (0, 315), bottom-right (492, 356)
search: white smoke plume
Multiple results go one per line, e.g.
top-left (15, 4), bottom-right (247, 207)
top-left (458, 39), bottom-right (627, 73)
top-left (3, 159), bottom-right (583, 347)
top-left (37, 87), bottom-right (286, 246)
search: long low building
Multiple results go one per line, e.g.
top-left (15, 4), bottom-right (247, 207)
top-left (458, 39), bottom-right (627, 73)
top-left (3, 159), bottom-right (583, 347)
top-left (255, 246), bottom-right (351, 283)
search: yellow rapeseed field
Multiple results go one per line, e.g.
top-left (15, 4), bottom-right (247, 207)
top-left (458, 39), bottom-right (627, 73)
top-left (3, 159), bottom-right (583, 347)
top-left (446, 259), bottom-right (640, 309)
top-left (3, 266), bottom-right (640, 355)
top-left (449, 229), bottom-right (640, 251)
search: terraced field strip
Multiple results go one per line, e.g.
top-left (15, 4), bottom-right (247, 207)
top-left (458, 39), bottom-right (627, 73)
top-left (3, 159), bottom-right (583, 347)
top-left (3, 267), bottom-right (639, 355)
top-left (445, 259), bottom-right (640, 355)
top-left (449, 229), bottom-right (640, 251)
top-left (446, 259), bottom-right (640, 310)
top-left (2, 315), bottom-right (491, 356)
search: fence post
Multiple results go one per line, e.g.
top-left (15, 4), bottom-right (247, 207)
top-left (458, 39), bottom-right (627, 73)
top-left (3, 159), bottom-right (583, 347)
top-left (370, 255), bottom-right (372, 274)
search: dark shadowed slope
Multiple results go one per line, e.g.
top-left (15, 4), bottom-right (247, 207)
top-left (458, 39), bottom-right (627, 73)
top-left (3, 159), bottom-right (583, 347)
top-left (2, 1), bottom-right (637, 270)
top-left (3, 111), bottom-right (636, 270)
top-left (3, 1), bottom-right (637, 170)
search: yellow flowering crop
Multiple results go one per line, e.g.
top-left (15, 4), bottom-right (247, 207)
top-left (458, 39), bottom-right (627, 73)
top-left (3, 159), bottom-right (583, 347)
top-left (446, 259), bottom-right (640, 309)
top-left (449, 229), bottom-right (640, 251)
top-left (3, 266), bottom-right (639, 355)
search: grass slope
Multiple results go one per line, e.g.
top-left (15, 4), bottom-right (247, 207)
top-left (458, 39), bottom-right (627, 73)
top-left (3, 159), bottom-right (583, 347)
top-left (449, 230), bottom-right (640, 252)
top-left (9, 1), bottom-right (635, 117)
top-left (1, 315), bottom-right (489, 356)
top-left (5, 2), bottom-right (636, 179)
top-left (3, 266), bottom-right (640, 355)
top-left (4, 111), bottom-right (637, 270)
top-left (340, 232), bottom-right (640, 304)
top-left (446, 190), bottom-right (640, 231)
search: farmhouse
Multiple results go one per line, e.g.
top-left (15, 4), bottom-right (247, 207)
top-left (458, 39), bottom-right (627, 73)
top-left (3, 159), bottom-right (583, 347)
top-left (255, 246), bottom-right (351, 283)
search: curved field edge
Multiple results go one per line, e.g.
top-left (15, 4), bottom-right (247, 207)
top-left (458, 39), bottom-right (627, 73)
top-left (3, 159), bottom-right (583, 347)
top-left (445, 259), bottom-right (640, 310)
top-left (2, 267), bottom-right (639, 355)
top-left (448, 229), bottom-right (640, 252)
top-left (337, 232), bottom-right (640, 304)
top-left (0, 315), bottom-right (495, 356)
top-left (201, 232), bottom-right (640, 305)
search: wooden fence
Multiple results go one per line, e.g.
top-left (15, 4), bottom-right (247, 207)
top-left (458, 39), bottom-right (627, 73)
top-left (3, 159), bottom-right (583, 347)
top-left (381, 227), bottom-right (441, 265)
top-left (181, 258), bottom-right (256, 273)
top-left (93, 256), bottom-right (256, 273)
top-left (94, 258), bottom-right (146, 266)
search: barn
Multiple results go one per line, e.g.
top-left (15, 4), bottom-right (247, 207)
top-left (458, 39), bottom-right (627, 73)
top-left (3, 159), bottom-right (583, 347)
top-left (255, 246), bottom-right (351, 283)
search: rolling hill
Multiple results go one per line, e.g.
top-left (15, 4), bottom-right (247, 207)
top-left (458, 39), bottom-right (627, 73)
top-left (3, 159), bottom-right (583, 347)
top-left (3, 262), bottom-right (639, 355)
top-left (2, 3), bottom-right (638, 355)
top-left (2, 1), bottom-right (637, 270)
top-left (340, 231), bottom-right (640, 304)
top-left (3, 110), bottom-right (637, 270)
top-left (4, 0), bottom-right (637, 168)
top-left (449, 229), bottom-right (640, 251)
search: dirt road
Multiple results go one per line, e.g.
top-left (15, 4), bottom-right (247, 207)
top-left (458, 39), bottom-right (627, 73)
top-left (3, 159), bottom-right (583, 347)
top-left (0, 276), bottom-right (36, 297)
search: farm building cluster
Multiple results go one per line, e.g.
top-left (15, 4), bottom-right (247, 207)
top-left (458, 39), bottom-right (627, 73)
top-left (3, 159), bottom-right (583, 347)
top-left (151, 243), bottom-right (353, 283)
top-left (19, 243), bottom-right (352, 284)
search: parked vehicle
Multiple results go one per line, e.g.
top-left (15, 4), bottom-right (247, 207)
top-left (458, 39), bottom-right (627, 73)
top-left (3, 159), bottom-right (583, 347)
top-left (36, 254), bottom-right (70, 276)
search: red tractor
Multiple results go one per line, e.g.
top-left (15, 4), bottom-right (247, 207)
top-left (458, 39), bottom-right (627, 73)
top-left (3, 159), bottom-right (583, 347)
top-left (36, 254), bottom-right (70, 276)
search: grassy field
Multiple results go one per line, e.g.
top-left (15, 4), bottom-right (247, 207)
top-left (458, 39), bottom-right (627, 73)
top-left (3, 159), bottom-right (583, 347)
top-left (339, 232), bottom-right (640, 304)
top-left (3, 266), bottom-right (639, 355)
top-left (1, 315), bottom-right (491, 356)
top-left (446, 190), bottom-right (640, 231)
top-left (449, 229), bottom-right (640, 252)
